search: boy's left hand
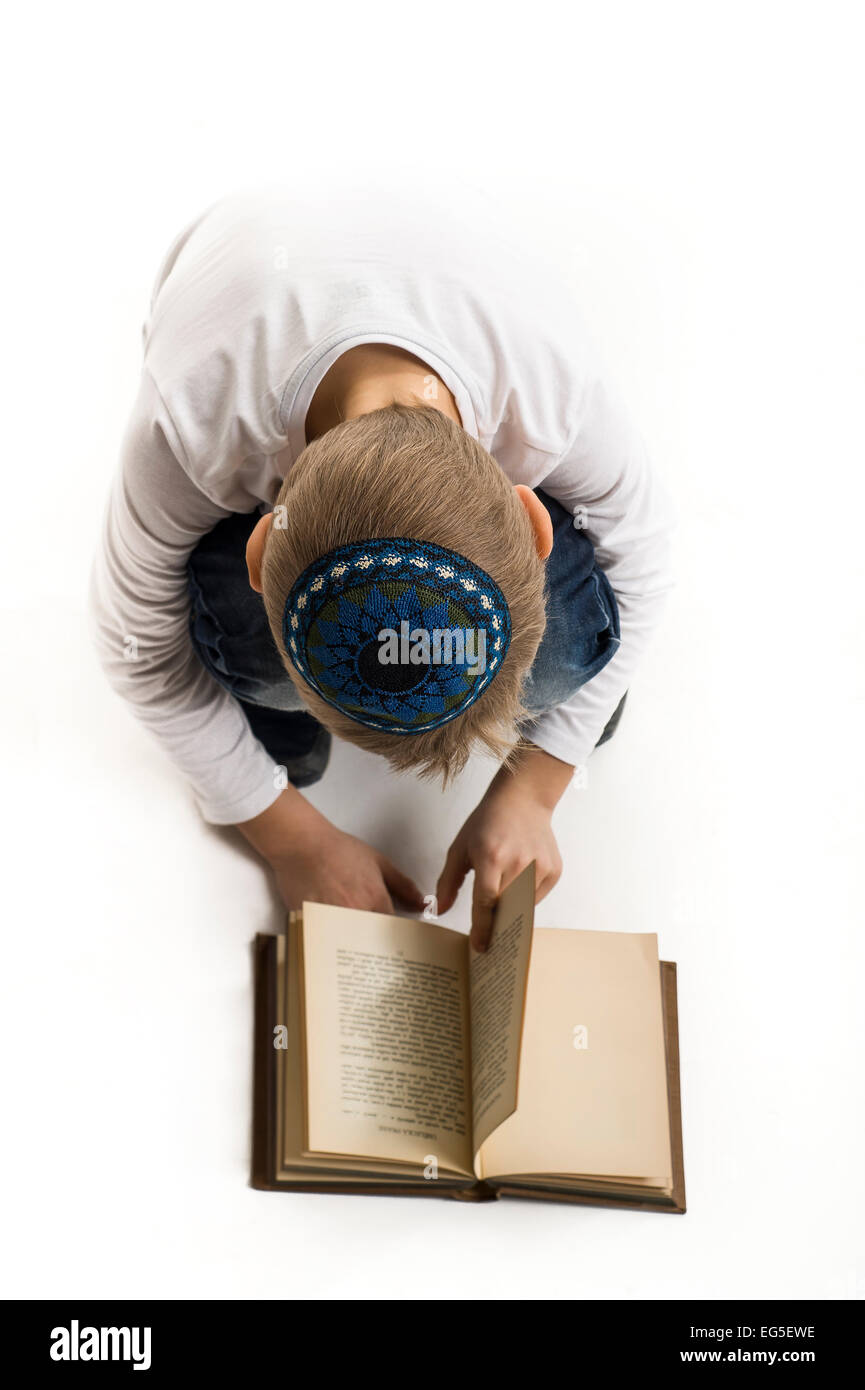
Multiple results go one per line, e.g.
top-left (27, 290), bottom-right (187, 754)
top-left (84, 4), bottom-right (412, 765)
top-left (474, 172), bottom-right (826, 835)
top-left (436, 746), bottom-right (573, 952)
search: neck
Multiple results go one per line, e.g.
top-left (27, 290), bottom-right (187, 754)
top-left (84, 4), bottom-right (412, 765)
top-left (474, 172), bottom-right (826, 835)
top-left (305, 344), bottom-right (461, 442)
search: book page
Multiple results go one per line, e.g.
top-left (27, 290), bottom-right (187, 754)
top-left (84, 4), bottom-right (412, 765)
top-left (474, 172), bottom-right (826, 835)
top-left (469, 862), bottom-right (535, 1157)
top-left (478, 927), bottom-right (672, 1183)
top-left (277, 920), bottom-right (457, 1180)
top-left (300, 903), bottom-right (474, 1175)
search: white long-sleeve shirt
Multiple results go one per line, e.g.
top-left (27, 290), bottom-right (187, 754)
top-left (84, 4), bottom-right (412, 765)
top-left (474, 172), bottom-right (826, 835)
top-left (91, 190), bottom-right (674, 825)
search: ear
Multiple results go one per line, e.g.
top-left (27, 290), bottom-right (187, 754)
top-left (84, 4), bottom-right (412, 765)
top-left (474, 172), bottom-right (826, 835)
top-left (246, 512), bottom-right (274, 593)
top-left (514, 485), bottom-right (553, 560)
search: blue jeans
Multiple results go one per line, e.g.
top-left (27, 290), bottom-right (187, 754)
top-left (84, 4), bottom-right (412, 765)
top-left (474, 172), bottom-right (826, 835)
top-left (187, 491), bottom-right (622, 784)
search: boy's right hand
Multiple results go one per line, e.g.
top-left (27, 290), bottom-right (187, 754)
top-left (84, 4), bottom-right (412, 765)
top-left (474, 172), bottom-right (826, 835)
top-left (237, 789), bottom-right (424, 916)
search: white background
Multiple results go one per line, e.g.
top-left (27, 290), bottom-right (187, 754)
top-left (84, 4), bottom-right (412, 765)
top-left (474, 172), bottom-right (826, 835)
top-left (1, 1), bottom-right (863, 1300)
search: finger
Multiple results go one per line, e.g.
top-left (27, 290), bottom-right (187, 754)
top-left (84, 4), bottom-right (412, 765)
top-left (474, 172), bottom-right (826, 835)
top-left (436, 843), bottom-right (468, 914)
top-left (470, 864), bottom-right (503, 954)
top-left (379, 857), bottom-right (424, 910)
top-left (534, 863), bottom-right (562, 903)
top-left (369, 881), bottom-right (395, 914)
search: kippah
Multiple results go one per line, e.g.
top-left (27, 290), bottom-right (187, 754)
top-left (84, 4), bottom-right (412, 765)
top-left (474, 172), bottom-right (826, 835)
top-left (282, 537), bottom-right (511, 735)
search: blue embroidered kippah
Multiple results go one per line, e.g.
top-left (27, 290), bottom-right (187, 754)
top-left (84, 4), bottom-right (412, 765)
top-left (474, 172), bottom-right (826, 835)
top-left (282, 538), bottom-right (512, 735)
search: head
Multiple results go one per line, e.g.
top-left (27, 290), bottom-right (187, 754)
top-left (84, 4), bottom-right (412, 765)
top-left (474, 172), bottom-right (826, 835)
top-left (247, 403), bottom-right (550, 780)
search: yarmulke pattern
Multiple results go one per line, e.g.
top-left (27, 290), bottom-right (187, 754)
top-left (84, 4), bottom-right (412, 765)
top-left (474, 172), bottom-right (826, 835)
top-left (282, 537), bottom-right (512, 735)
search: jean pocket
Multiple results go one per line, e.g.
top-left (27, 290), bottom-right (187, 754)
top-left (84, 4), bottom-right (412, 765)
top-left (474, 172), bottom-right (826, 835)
top-left (582, 569), bottom-right (620, 675)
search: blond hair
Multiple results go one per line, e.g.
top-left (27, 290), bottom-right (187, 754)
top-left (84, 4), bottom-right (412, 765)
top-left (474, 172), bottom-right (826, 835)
top-left (261, 404), bottom-right (546, 780)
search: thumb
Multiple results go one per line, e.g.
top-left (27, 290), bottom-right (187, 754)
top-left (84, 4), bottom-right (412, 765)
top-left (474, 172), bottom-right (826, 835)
top-left (470, 865), bottom-right (502, 954)
top-left (436, 842), bottom-right (468, 914)
top-left (379, 856), bottom-right (425, 910)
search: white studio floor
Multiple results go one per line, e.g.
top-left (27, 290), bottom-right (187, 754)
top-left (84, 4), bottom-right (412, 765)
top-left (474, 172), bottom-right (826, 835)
top-left (2, 2), bottom-right (864, 1301)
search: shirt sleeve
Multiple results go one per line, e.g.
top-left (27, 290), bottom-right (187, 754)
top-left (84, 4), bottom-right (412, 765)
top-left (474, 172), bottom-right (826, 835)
top-left (525, 370), bottom-right (675, 767)
top-left (89, 371), bottom-right (283, 825)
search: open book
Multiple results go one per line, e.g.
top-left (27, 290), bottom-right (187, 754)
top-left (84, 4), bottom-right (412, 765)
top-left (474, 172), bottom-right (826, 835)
top-left (252, 863), bottom-right (685, 1210)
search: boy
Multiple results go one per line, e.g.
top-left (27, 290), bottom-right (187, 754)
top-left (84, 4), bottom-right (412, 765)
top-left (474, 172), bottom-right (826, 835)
top-left (91, 190), bottom-right (673, 950)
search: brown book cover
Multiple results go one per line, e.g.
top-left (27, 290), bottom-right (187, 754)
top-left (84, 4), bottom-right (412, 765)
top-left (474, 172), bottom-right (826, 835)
top-left (250, 931), bottom-right (686, 1211)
